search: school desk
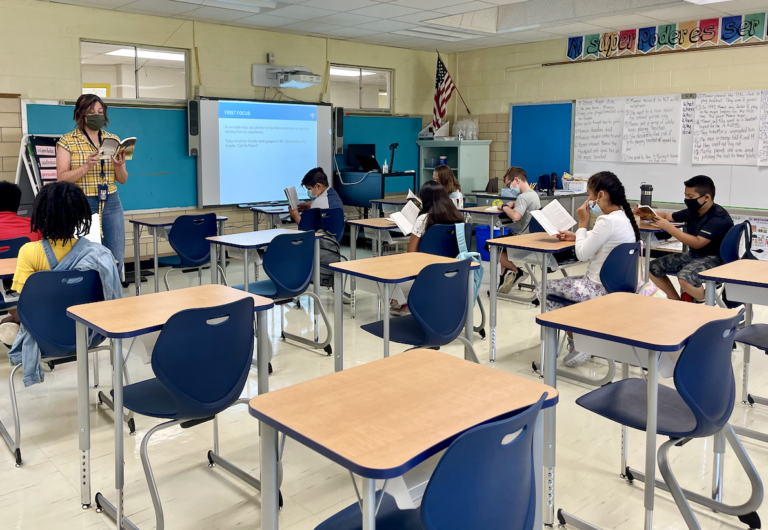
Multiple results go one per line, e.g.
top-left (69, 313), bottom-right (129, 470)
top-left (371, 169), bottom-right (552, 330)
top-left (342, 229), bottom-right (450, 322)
top-left (537, 293), bottom-right (741, 529)
top-left (251, 206), bottom-right (290, 231)
top-left (328, 253), bottom-right (479, 370)
top-left (457, 205), bottom-right (507, 240)
top-left (207, 229), bottom-right (330, 352)
top-left (67, 284), bottom-right (273, 530)
top-left (370, 197), bottom-right (407, 218)
top-left (0, 258), bottom-right (16, 280)
top-left (702, 260), bottom-right (768, 444)
top-left (346, 218), bottom-right (397, 318)
top-left (486, 233), bottom-right (576, 363)
top-left (249, 348), bottom-right (558, 530)
top-left (129, 215), bottom-right (227, 296)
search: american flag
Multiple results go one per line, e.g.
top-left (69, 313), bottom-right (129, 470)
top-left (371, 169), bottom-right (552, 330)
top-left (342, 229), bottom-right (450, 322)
top-left (432, 56), bottom-right (455, 131)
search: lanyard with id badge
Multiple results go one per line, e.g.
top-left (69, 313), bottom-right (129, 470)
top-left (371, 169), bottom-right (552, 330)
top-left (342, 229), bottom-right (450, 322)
top-left (82, 128), bottom-right (109, 202)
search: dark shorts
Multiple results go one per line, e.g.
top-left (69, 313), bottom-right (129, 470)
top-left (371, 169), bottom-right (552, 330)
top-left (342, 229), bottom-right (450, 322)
top-left (649, 252), bottom-right (722, 288)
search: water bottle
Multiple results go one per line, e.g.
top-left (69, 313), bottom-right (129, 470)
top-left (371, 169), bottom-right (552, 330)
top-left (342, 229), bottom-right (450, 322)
top-left (640, 183), bottom-right (653, 206)
top-left (382, 159), bottom-right (388, 174)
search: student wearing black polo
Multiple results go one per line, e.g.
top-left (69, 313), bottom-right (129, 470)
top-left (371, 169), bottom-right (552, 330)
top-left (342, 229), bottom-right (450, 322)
top-left (641, 175), bottom-right (733, 303)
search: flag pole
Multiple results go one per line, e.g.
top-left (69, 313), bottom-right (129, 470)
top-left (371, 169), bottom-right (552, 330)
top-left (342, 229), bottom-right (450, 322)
top-left (437, 50), bottom-right (471, 115)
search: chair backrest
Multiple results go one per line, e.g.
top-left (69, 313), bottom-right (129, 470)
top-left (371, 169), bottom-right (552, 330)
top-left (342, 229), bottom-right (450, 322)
top-left (599, 242), bottom-right (641, 294)
top-left (719, 221), bottom-right (747, 264)
top-left (673, 310), bottom-right (743, 438)
top-left (298, 209), bottom-right (345, 243)
top-left (263, 231), bottom-right (315, 299)
top-left (17, 270), bottom-right (104, 359)
top-left (484, 177), bottom-right (500, 194)
top-left (419, 223), bottom-right (472, 258)
top-left (151, 298), bottom-right (254, 420)
top-left (0, 237), bottom-right (31, 259)
top-left (408, 260), bottom-right (471, 345)
top-left (528, 215), bottom-right (545, 234)
top-left (420, 393), bottom-right (546, 530)
top-left (168, 213), bottom-right (218, 268)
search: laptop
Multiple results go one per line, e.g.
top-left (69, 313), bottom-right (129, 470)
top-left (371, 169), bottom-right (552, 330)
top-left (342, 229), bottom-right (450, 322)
top-left (356, 155), bottom-right (381, 172)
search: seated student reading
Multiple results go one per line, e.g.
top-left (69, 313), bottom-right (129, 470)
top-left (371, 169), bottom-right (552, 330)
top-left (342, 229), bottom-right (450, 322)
top-left (288, 167), bottom-right (343, 225)
top-left (537, 171), bottom-right (639, 368)
top-left (388, 181), bottom-right (464, 317)
top-left (6, 182), bottom-right (122, 386)
top-left (496, 166), bottom-right (540, 294)
top-left (640, 175), bottom-right (733, 303)
top-left (432, 165), bottom-right (464, 206)
top-left (0, 183), bottom-right (41, 347)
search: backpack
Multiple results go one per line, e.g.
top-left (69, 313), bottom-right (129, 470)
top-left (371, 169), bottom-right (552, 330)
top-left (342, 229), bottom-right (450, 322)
top-left (317, 231), bottom-right (342, 288)
top-left (455, 223), bottom-right (483, 306)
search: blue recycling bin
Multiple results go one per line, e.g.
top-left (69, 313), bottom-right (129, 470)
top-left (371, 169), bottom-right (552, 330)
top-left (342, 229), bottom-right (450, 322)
top-left (475, 226), bottom-right (508, 261)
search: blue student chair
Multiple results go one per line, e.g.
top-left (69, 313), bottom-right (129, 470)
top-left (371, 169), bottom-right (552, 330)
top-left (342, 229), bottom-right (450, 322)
top-left (420, 223), bottom-right (487, 339)
top-left (2, 270), bottom-right (116, 467)
top-left (575, 310), bottom-right (763, 529)
top-left (299, 208), bottom-right (346, 243)
top-left (720, 221), bottom-right (748, 265)
top-left (360, 260), bottom-right (480, 363)
top-left (0, 237), bottom-right (30, 312)
top-left (234, 231), bottom-right (332, 354)
top-left (547, 241), bottom-right (641, 308)
top-left (315, 393), bottom-right (547, 530)
top-left (117, 298), bottom-right (263, 529)
top-left (158, 213), bottom-right (218, 291)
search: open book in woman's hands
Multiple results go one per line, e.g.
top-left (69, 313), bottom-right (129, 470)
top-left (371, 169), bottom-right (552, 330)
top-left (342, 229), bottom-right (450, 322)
top-left (99, 137), bottom-right (137, 160)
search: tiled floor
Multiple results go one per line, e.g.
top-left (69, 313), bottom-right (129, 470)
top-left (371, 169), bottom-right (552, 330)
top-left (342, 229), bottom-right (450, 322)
top-left (1, 245), bottom-right (768, 529)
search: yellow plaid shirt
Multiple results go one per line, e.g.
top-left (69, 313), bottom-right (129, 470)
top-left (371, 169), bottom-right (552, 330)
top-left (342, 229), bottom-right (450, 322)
top-left (57, 129), bottom-right (120, 196)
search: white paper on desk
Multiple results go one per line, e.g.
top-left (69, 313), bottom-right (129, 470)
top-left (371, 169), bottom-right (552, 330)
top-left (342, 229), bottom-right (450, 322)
top-left (530, 201), bottom-right (577, 236)
top-left (390, 201), bottom-right (420, 236)
top-left (485, 206), bottom-right (501, 212)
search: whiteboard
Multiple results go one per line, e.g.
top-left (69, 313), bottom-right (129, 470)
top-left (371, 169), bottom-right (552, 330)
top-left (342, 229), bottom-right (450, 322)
top-left (574, 92), bottom-right (768, 209)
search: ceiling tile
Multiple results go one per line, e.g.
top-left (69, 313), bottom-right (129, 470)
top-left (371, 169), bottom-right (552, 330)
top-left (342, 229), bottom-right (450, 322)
top-left (52, 0), bottom-right (134, 7)
top-left (573, 0), bottom-right (631, 17)
top-left (116, 0), bottom-right (199, 15)
top-left (389, 0), bottom-right (468, 9)
top-left (587, 13), bottom-right (662, 29)
top-left (349, 3), bottom-right (422, 18)
top-left (323, 26), bottom-right (380, 37)
top-left (269, 5), bottom-right (337, 19)
top-left (182, 6), bottom-right (254, 21)
top-left (233, 13), bottom-right (297, 26)
top-left (391, 10), bottom-right (447, 23)
top-left (310, 13), bottom-right (379, 26)
top-left (642, 5), bottom-right (723, 22)
top-left (279, 20), bottom-right (343, 32)
top-left (713, 0), bottom-right (768, 15)
top-left (354, 19), bottom-right (417, 31)
top-left (482, 0), bottom-right (532, 4)
top-left (352, 32), bottom-right (409, 43)
top-left (300, 0), bottom-right (378, 10)
top-left (435, 1), bottom-right (497, 15)
top-left (544, 22), bottom-right (605, 35)
top-left (496, 29), bottom-right (560, 40)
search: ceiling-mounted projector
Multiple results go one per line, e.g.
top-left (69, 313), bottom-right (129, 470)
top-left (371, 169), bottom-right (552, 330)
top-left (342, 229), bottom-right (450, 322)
top-left (252, 65), bottom-right (321, 89)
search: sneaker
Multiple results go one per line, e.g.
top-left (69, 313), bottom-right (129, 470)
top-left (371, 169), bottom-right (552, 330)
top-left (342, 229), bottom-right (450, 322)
top-left (510, 269), bottom-right (529, 289)
top-left (498, 269), bottom-right (522, 294)
top-left (681, 293), bottom-right (705, 304)
top-left (563, 338), bottom-right (589, 368)
top-left (390, 303), bottom-right (410, 317)
top-left (0, 322), bottom-right (20, 348)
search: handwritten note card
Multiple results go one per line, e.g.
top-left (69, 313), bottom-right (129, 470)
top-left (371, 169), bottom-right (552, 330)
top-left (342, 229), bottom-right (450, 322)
top-left (693, 91), bottom-right (760, 166)
top-left (759, 91), bottom-right (768, 167)
top-left (621, 95), bottom-right (682, 164)
top-left (574, 98), bottom-right (625, 162)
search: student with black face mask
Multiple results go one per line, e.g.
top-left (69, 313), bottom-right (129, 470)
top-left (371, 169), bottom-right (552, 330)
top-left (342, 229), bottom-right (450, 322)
top-left (636, 175), bottom-right (733, 303)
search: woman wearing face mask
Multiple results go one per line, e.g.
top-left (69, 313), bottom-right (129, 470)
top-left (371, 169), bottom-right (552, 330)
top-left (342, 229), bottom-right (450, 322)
top-left (538, 171), bottom-right (639, 367)
top-left (56, 94), bottom-right (128, 273)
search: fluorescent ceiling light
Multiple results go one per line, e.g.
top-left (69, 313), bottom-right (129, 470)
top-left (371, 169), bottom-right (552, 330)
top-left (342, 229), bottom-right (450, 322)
top-left (106, 49), bottom-right (185, 62)
top-left (329, 68), bottom-right (375, 77)
top-left (683, 0), bottom-right (734, 4)
top-left (497, 24), bottom-right (540, 34)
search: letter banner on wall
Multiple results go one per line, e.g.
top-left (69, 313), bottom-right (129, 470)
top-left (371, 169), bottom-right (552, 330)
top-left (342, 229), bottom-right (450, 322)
top-left (566, 12), bottom-right (766, 61)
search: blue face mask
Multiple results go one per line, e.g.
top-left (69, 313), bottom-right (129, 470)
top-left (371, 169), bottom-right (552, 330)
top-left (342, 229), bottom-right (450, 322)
top-left (307, 188), bottom-right (316, 199)
top-left (588, 199), bottom-right (603, 215)
top-left (509, 186), bottom-right (520, 194)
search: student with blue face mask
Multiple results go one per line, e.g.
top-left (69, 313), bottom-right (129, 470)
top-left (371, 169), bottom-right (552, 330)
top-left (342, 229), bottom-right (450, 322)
top-left (288, 167), bottom-right (343, 224)
top-left (538, 171), bottom-right (639, 367)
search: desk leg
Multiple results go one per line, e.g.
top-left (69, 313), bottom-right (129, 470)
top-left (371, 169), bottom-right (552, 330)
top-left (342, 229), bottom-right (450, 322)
top-left (534, 410), bottom-right (544, 530)
top-left (253, 211), bottom-right (259, 231)
top-left (743, 303), bottom-right (753, 403)
top-left (257, 311), bottom-right (269, 395)
top-left (383, 283), bottom-right (390, 358)
top-left (271, 214), bottom-right (278, 230)
top-left (490, 245), bottom-right (498, 362)
top-left (620, 363), bottom-right (629, 477)
top-left (314, 237), bottom-right (320, 342)
top-left (113, 338), bottom-right (125, 530)
top-left (77, 322), bottom-right (91, 508)
top-left (464, 270), bottom-right (474, 362)
top-left (243, 249), bottom-right (250, 293)
top-left (705, 279), bottom-right (715, 306)
top-left (376, 230), bottom-right (382, 258)
top-left (539, 253), bottom-right (549, 380)
top-left (218, 221), bottom-right (226, 283)
top-left (153, 227), bottom-right (160, 293)
top-left (712, 428), bottom-right (725, 503)
top-left (210, 243), bottom-right (218, 285)
top-left (543, 326), bottom-right (557, 527)
top-left (644, 350), bottom-right (660, 530)
top-left (334, 271), bottom-right (343, 372)
top-left (362, 477), bottom-right (376, 530)
top-left (643, 232), bottom-right (652, 285)
top-left (133, 224), bottom-right (141, 296)
top-left (260, 422), bottom-right (279, 530)
top-left (350, 225), bottom-right (357, 319)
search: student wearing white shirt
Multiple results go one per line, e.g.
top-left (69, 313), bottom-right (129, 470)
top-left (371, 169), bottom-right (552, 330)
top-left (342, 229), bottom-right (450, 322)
top-left (536, 171), bottom-right (639, 367)
top-left (432, 165), bottom-right (463, 208)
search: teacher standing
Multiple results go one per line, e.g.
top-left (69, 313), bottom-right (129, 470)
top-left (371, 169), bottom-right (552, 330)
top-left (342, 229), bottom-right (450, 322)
top-left (56, 94), bottom-right (127, 273)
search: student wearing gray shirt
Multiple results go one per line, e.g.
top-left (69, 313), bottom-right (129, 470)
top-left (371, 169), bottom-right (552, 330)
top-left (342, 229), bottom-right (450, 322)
top-left (497, 167), bottom-right (540, 293)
